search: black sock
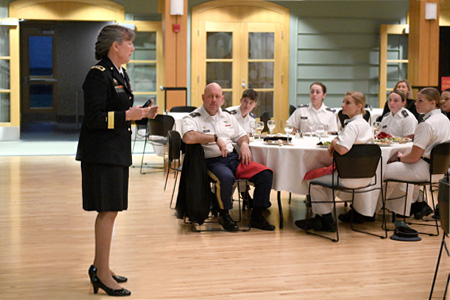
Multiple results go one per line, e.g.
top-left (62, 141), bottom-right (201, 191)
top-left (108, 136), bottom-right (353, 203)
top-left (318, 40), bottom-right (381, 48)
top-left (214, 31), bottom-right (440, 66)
top-left (219, 209), bottom-right (229, 216)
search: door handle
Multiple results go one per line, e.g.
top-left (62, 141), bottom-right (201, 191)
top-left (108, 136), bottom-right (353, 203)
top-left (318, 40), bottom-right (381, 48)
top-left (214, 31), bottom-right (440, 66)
top-left (241, 79), bottom-right (246, 88)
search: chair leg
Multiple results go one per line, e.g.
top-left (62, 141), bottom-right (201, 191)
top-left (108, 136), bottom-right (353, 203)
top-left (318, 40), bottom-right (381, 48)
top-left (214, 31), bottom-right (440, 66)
top-left (140, 137), bottom-right (148, 174)
top-left (406, 185), bottom-right (439, 237)
top-left (277, 191), bottom-right (283, 229)
top-left (429, 234), bottom-right (446, 300)
top-left (350, 190), bottom-right (387, 239)
top-left (288, 192), bottom-right (292, 204)
top-left (169, 172), bottom-right (179, 209)
top-left (164, 165), bottom-right (170, 191)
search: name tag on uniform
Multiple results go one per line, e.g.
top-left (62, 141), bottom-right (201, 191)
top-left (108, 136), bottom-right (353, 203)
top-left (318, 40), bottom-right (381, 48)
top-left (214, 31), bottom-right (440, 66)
top-left (203, 129), bottom-right (210, 133)
top-left (115, 85), bottom-right (125, 93)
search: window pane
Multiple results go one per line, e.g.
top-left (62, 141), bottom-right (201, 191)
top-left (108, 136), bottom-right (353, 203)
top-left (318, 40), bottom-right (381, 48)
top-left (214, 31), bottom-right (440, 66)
top-left (207, 32), bottom-right (232, 59)
top-left (249, 32), bottom-right (274, 59)
top-left (132, 32), bottom-right (157, 60)
top-left (29, 36), bottom-right (53, 76)
top-left (128, 63), bottom-right (156, 92)
top-left (251, 91), bottom-right (273, 118)
top-left (0, 59), bottom-right (9, 89)
top-left (29, 84), bottom-right (53, 108)
top-left (206, 62), bottom-right (232, 88)
top-left (0, 27), bottom-right (9, 56)
top-left (248, 62), bottom-right (273, 88)
top-left (0, 93), bottom-right (10, 122)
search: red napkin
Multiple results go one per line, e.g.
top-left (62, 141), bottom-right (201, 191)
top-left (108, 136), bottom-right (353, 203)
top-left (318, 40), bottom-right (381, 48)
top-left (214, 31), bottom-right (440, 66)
top-left (236, 161), bottom-right (272, 179)
top-left (303, 164), bottom-right (336, 182)
top-left (377, 132), bottom-right (392, 139)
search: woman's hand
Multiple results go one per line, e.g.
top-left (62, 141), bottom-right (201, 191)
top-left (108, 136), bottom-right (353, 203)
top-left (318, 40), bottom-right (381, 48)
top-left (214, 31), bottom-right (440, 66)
top-left (126, 106), bottom-right (151, 121)
top-left (146, 105), bottom-right (159, 119)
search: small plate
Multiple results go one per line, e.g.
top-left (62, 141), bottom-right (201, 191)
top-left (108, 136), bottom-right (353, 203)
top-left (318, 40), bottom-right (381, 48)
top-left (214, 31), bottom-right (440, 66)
top-left (264, 140), bottom-right (292, 146)
top-left (316, 144), bottom-right (329, 148)
top-left (392, 138), bottom-right (412, 144)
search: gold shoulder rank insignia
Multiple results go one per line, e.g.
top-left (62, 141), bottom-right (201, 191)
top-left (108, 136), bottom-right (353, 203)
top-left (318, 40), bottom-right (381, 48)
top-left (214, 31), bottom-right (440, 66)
top-left (91, 65), bottom-right (105, 72)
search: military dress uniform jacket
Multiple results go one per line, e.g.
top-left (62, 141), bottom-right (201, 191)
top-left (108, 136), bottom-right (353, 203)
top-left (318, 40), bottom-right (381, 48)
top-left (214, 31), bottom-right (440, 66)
top-left (76, 57), bottom-right (134, 167)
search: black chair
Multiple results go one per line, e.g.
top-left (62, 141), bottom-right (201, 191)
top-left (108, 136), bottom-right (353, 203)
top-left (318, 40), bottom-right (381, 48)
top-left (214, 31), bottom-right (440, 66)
top-left (304, 144), bottom-right (386, 242)
top-left (338, 110), bottom-right (371, 128)
top-left (165, 130), bottom-right (183, 209)
top-left (170, 106), bottom-right (197, 113)
top-left (384, 141), bottom-right (450, 236)
top-left (140, 114), bottom-right (175, 174)
top-left (289, 105), bottom-right (296, 116)
top-left (260, 111), bottom-right (271, 133)
top-left (132, 118), bottom-right (148, 154)
top-left (429, 176), bottom-right (450, 299)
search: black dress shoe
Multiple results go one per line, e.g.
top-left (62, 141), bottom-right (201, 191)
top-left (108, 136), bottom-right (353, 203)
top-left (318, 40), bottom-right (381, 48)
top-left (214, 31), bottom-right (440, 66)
top-left (295, 216), bottom-right (323, 231)
top-left (251, 213), bottom-right (275, 231)
top-left (321, 213), bottom-right (337, 232)
top-left (338, 209), bottom-right (365, 224)
top-left (91, 275), bottom-right (131, 296)
top-left (218, 214), bottom-right (239, 232)
top-left (89, 265), bottom-right (128, 284)
top-left (414, 202), bottom-right (433, 220)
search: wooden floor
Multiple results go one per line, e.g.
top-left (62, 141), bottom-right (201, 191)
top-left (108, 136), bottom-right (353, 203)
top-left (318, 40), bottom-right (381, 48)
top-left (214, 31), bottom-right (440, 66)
top-left (0, 155), bottom-right (448, 300)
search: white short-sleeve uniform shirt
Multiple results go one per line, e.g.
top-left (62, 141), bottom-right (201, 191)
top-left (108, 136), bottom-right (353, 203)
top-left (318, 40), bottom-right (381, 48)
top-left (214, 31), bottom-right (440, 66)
top-left (413, 108), bottom-right (450, 158)
top-left (380, 107), bottom-right (418, 137)
top-left (337, 114), bottom-right (374, 150)
top-left (226, 105), bottom-right (256, 134)
top-left (181, 106), bottom-right (247, 159)
top-left (287, 103), bottom-right (338, 132)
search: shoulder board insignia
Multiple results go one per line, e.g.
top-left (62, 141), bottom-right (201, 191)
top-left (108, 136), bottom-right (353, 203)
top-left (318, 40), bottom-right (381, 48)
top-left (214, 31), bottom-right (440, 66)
top-left (401, 110), bottom-right (409, 118)
top-left (91, 65), bottom-right (105, 72)
top-left (297, 104), bottom-right (308, 108)
top-left (229, 109), bottom-right (237, 115)
top-left (326, 107), bottom-right (336, 113)
top-left (222, 109), bottom-right (231, 114)
top-left (189, 112), bottom-right (201, 118)
top-left (249, 112), bottom-right (256, 118)
top-left (383, 113), bottom-right (389, 117)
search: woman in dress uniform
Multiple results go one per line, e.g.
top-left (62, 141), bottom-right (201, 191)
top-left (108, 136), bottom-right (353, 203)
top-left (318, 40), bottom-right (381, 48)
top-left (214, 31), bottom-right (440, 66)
top-left (384, 87), bottom-right (450, 217)
top-left (76, 25), bottom-right (158, 296)
top-left (379, 90), bottom-right (417, 139)
top-left (379, 79), bottom-right (422, 122)
top-left (295, 91), bottom-right (374, 231)
top-left (287, 82), bottom-right (338, 134)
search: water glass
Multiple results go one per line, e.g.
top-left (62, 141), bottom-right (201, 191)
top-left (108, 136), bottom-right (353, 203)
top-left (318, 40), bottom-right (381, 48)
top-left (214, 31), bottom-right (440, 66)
top-left (267, 120), bottom-right (276, 135)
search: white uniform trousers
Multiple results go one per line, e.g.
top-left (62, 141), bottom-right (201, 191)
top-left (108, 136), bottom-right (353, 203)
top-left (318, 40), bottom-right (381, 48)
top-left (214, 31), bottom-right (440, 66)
top-left (383, 159), bottom-right (441, 216)
top-left (309, 172), bottom-right (375, 217)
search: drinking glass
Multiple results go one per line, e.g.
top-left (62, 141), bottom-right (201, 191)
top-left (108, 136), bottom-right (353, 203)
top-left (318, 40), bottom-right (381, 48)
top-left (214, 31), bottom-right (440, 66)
top-left (267, 120), bottom-right (276, 135)
top-left (373, 121), bottom-right (381, 138)
top-left (249, 120), bottom-right (256, 138)
top-left (256, 121), bottom-right (264, 140)
top-left (316, 124), bottom-right (325, 140)
top-left (284, 122), bottom-right (293, 141)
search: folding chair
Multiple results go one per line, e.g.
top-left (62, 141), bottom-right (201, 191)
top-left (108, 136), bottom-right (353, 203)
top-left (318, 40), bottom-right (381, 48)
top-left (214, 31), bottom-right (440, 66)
top-left (304, 144), bottom-right (386, 242)
top-left (140, 114), bottom-right (175, 174)
top-left (429, 176), bottom-right (450, 299)
top-left (165, 130), bottom-right (183, 209)
top-left (384, 141), bottom-right (450, 236)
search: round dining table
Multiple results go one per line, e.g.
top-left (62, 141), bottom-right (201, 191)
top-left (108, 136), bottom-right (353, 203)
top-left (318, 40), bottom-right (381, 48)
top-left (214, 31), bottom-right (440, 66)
top-left (249, 134), bottom-right (413, 228)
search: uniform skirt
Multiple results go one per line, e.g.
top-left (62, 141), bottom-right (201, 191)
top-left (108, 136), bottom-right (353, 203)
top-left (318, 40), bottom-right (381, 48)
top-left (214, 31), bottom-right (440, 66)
top-left (81, 162), bottom-right (129, 212)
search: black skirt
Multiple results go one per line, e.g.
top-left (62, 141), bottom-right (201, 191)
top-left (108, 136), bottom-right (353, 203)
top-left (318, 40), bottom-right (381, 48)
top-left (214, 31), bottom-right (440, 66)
top-left (81, 162), bottom-right (129, 212)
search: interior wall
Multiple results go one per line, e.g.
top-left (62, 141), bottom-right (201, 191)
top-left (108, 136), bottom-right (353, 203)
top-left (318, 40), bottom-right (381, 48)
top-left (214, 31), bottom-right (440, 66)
top-left (55, 21), bottom-right (111, 124)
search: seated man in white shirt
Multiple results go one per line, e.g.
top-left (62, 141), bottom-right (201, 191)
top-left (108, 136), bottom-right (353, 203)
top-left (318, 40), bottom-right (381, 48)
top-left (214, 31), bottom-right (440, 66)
top-left (226, 88), bottom-right (257, 133)
top-left (182, 83), bottom-right (275, 232)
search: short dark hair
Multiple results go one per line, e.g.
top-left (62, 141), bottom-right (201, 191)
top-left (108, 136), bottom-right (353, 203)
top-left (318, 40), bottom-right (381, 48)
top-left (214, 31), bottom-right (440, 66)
top-left (95, 25), bottom-right (136, 60)
top-left (241, 88), bottom-right (257, 102)
top-left (390, 89), bottom-right (407, 102)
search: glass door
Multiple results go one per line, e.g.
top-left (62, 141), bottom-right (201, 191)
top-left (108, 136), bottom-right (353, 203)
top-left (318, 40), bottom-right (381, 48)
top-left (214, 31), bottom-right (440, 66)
top-left (121, 21), bottom-right (163, 109)
top-left (194, 22), bottom-right (284, 130)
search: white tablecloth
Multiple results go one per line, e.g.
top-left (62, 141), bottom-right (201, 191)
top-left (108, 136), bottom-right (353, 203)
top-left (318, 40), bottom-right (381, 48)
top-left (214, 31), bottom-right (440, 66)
top-left (250, 135), bottom-right (412, 195)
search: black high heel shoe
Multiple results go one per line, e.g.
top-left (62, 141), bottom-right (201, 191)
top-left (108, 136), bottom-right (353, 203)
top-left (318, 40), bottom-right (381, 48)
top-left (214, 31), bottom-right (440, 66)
top-left (89, 265), bottom-right (128, 283)
top-left (91, 274), bottom-right (131, 296)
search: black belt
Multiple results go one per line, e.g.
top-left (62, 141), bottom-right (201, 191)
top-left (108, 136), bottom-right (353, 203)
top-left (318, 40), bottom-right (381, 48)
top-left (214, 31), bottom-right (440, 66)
top-left (421, 157), bottom-right (431, 164)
